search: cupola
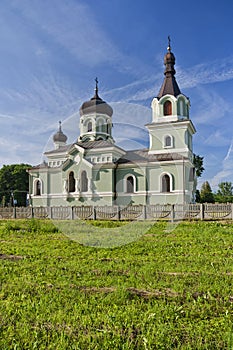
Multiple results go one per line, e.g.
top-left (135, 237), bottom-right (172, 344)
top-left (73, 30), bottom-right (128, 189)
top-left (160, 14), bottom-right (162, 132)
top-left (53, 121), bottom-right (67, 149)
top-left (79, 78), bottom-right (114, 143)
top-left (80, 78), bottom-right (113, 117)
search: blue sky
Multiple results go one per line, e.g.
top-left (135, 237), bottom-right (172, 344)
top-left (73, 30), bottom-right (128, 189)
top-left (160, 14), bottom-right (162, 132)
top-left (0, 0), bottom-right (233, 190)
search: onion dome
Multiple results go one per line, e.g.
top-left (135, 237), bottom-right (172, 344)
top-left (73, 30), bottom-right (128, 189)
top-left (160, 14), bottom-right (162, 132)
top-left (80, 78), bottom-right (113, 117)
top-left (157, 36), bottom-right (181, 99)
top-left (53, 121), bottom-right (67, 143)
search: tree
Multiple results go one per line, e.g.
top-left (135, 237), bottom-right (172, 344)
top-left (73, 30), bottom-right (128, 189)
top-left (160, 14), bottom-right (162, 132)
top-left (0, 164), bottom-right (31, 207)
top-left (195, 189), bottom-right (201, 203)
top-left (200, 181), bottom-right (214, 203)
top-left (214, 182), bottom-right (233, 203)
top-left (193, 154), bottom-right (204, 177)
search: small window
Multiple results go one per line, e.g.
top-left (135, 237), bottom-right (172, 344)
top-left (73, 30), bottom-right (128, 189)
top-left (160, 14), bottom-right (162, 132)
top-left (164, 100), bottom-right (172, 116)
top-left (68, 172), bottom-right (75, 193)
top-left (126, 176), bottom-right (134, 193)
top-left (164, 135), bottom-right (172, 147)
top-left (162, 174), bottom-right (171, 192)
top-left (35, 180), bottom-right (41, 196)
top-left (81, 171), bottom-right (88, 192)
top-left (87, 122), bottom-right (92, 132)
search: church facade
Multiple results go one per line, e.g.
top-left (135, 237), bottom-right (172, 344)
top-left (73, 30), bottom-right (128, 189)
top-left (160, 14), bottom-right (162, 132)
top-left (28, 42), bottom-right (196, 207)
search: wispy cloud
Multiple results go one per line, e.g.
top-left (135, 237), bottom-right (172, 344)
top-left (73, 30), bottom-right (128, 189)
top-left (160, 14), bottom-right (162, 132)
top-left (109, 56), bottom-right (233, 103)
top-left (210, 139), bottom-right (233, 189)
top-left (11, 0), bottom-right (122, 68)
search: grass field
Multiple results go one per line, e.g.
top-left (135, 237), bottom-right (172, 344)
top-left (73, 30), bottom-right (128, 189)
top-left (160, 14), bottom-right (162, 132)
top-left (0, 219), bottom-right (233, 349)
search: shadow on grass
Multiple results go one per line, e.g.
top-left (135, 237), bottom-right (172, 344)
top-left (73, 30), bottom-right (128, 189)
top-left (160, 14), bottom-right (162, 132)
top-left (53, 220), bottom-right (157, 248)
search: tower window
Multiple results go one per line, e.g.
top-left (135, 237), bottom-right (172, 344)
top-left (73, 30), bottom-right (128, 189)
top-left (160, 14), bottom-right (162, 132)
top-left (162, 174), bottom-right (171, 192)
top-left (164, 100), bottom-right (172, 116)
top-left (97, 120), bottom-right (103, 132)
top-left (126, 175), bottom-right (135, 193)
top-left (164, 135), bottom-right (172, 148)
top-left (87, 122), bottom-right (92, 132)
top-left (81, 171), bottom-right (88, 192)
top-left (68, 172), bottom-right (75, 193)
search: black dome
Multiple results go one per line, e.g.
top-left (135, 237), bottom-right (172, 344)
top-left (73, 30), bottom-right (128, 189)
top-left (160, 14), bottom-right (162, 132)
top-left (53, 122), bottom-right (67, 143)
top-left (80, 85), bottom-right (113, 117)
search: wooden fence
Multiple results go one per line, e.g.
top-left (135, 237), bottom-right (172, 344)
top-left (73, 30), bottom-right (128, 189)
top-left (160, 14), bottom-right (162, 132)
top-left (0, 204), bottom-right (233, 221)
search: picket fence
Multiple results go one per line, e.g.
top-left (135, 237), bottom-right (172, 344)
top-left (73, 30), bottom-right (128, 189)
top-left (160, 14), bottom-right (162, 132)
top-left (0, 203), bottom-right (233, 221)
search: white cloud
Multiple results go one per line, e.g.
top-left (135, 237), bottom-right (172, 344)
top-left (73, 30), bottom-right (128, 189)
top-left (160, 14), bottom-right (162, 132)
top-left (204, 131), bottom-right (230, 147)
top-left (109, 56), bottom-right (233, 103)
top-left (11, 0), bottom-right (122, 68)
top-left (210, 139), bottom-right (233, 189)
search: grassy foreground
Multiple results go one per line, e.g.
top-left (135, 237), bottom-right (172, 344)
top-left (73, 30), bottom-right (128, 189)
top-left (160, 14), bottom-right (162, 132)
top-left (0, 219), bottom-right (233, 349)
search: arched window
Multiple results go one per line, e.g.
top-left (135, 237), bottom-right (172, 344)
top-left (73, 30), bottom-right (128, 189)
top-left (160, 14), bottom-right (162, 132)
top-left (97, 120), bottom-right (103, 132)
top-left (68, 172), bottom-right (75, 193)
top-left (87, 122), bottom-right (92, 132)
top-left (164, 100), bottom-right (172, 116)
top-left (35, 180), bottom-right (41, 196)
top-left (164, 135), bottom-right (172, 147)
top-left (81, 171), bottom-right (88, 192)
top-left (126, 176), bottom-right (134, 193)
top-left (162, 174), bottom-right (171, 192)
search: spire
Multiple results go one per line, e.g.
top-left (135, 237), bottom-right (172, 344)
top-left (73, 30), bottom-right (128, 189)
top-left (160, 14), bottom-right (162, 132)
top-left (157, 37), bottom-right (181, 99)
top-left (92, 77), bottom-right (101, 100)
top-left (167, 35), bottom-right (171, 52)
top-left (58, 120), bottom-right (62, 132)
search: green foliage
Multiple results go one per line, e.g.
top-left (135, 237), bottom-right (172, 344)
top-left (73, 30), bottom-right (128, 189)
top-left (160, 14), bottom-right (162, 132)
top-left (1, 219), bottom-right (233, 349)
top-left (195, 189), bottom-right (201, 203)
top-left (0, 164), bottom-right (31, 207)
top-left (214, 182), bottom-right (233, 203)
top-left (193, 154), bottom-right (204, 177)
top-left (200, 181), bottom-right (215, 203)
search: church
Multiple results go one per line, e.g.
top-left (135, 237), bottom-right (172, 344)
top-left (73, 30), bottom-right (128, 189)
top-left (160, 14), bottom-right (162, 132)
top-left (28, 41), bottom-right (196, 207)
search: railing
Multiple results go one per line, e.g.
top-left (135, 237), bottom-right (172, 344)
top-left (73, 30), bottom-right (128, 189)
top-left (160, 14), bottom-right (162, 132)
top-left (0, 203), bottom-right (232, 221)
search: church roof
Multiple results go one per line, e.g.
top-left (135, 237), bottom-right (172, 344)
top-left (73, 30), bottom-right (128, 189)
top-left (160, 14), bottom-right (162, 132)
top-left (76, 139), bottom-right (116, 149)
top-left (157, 37), bottom-right (181, 99)
top-left (44, 140), bottom-right (125, 156)
top-left (118, 149), bottom-right (186, 164)
top-left (79, 78), bottom-right (113, 117)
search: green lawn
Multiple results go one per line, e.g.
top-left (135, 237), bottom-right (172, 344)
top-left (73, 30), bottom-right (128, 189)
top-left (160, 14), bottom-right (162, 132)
top-left (0, 219), bottom-right (233, 349)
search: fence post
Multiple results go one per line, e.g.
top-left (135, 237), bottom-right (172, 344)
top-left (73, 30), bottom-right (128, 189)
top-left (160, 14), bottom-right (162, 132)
top-left (200, 204), bottom-right (204, 220)
top-left (171, 204), bottom-right (175, 222)
top-left (116, 205), bottom-right (120, 220)
top-left (31, 206), bottom-right (34, 218)
top-left (49, 206), bottom-right (52, 219)
top-left (143, 205), bottom-right (147, 220)
top-left (92, 206), bottom-right (96, 220)
top-left (231, 204), bottom-right (233, 220)
top-left (70, 206), bottom-right (73, 220)
top-left (71, 206), bottom-right (74, 220)
top-left (13, 207), bottom-right (16, 219)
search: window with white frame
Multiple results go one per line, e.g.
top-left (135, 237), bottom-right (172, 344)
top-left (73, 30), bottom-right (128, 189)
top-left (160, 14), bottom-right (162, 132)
top-left (81, 171), bottom-right (88, 192)
top-left (87, 121), bottom-right (92, 132)
top-left (34, 179), bottom-right (42, 196)
top-left (164, 135), bottom-right (173, 148)
top-left (125, 175), bottom-right (135, 193)
top-left (68, 171), bottom-right (75, 193)
top-left (161, 174), bottom-right (172, 192)
top-left (163, 100), bottom-right (172, 116)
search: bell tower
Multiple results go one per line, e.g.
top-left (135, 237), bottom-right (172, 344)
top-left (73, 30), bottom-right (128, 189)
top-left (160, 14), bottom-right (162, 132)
top-left (146, 38), bottom-right (196, 159)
